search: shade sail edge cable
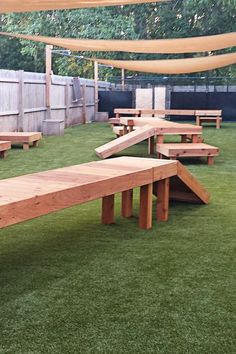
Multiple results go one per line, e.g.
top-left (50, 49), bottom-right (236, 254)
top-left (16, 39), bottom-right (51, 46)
top-left (89, 53), bottom-right (236, 74)
top-left (0, 0), bottom-right (169, 13)
top-left (0, 31), bottom-right (236, 54)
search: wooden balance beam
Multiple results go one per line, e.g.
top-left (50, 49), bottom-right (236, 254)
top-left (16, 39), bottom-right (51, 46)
top-left (0, 141), bottom-right (11, 159)
top-left (0, 157), bottom-right (209, 230)
top-left (0, 132), bottom-right (42, 150)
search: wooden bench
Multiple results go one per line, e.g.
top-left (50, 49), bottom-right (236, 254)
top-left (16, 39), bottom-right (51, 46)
top-left (157, 143), bottom-right (219, 165)
top-left (0, 141), bottom-right (11, 159)
top-left (0, 157), bottom-right (209, 230)
top-left (0, 132), bottom-right (42, 150)
top-left (195, 110), bottom-right (222, 129)
top-left (114, 108), bottom-right (140, 119)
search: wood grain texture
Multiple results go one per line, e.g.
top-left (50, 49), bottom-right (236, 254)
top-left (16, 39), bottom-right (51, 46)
top-left (95, 125), bottom-right (155, 159)
top-left (0, 157), bottom-right (210, 230)
top-left (156, 178), bottom-right (170, 222)
top-left (139, 183), bottom-right (153, 230)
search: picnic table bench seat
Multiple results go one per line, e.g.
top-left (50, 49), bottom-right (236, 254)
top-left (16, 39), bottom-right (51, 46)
top-left (0, 157), bottom-right (209, 230)
top-left (0, 141), bottom-right (11, 159)
top-left (0, 132), bottom-right (42, 150)
top-left (157, 143), bottom-right (219, 165)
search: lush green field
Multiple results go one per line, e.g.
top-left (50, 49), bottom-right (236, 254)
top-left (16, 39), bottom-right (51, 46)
top-left (0, 123), bottom-right (235, 354)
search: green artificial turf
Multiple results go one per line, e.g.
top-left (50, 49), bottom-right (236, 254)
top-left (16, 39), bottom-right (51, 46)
top-left (0, 122), bottom-right (235, 354)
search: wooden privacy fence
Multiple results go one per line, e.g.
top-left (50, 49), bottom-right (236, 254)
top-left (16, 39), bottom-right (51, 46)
top-left (0, 69), bottom-right (112, 132)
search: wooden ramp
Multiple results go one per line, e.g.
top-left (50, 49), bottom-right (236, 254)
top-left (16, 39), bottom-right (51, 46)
top-left (0, 157), bottom-right (209, 231)
top-left (153, 161), bottom-right (210, 204)
top-left (95, 125), bottom-right (155, 159)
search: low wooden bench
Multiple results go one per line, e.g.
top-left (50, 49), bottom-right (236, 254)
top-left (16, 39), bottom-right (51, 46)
top-left (0, 132), bottom-right (42, 150)
top-left (114, 108), bottom-right (140, 119)
top-left (0, 141), bottom-right (11, 159)
top-left (157, 143), bottom-right (219, 165)
top-left (195, 110), bottom-right (222, 129)
top-left (0, 157), bottom-right (209, 230)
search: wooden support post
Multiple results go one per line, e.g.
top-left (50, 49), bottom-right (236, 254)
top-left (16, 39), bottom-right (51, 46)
top-left (121, 190), bottom-right (133, 218)
top-left (18, 70), bottom-right (24, 132)
top-left (192, 134), bottom-right (199, 143)
top-left (45, 45), bottom-right (53, 119)
top-left (0, 151), bottom-right (7, 159)
top-left (123, 125), bottom-right (128, 135)
top-left (196, 115), bottom-right (200, 126)
top-left (82, 84), bottom-right (87, 124)
top-left (216, 117), bottom-right (221, 129)
top-left (139, 183), bottom-right (153, 230)
top-left (207, 156), bottom-right (214, 165)
top-left (65, 78), bottom-right (70, 127)
top-left (127, 119), bottom-right (134, 132)
top-left (156, 135), bottom-right (164, 158)
top-left (148, 136), bottom-right (155, 155)
top-left (23, 143), bottom-right (29, 151)
top-left (94, 61), bottom-right (99, 117)
top-left (156, 178), bottom-right (170, 222)
top-left (157, 135), bottom-right (164, 144)
top-left (121, 68), bottom-right (125, 91)
top-left (102, 194), bottom-right (115, 225)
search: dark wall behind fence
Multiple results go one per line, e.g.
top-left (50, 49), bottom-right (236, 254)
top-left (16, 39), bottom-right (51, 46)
top-left (98, 91), bottom-right (133, 118)
top-left (171, 92), bottom-right (236, 121)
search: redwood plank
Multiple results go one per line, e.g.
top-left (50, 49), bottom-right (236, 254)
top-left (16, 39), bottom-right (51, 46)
top-left (102, 195), bottom-right (115, 224)
top-left (156, 178), bottom-right (170, 222)
top-left (121, 189), bottom-right (133, 218)
top-left (139, 183), bottom-right (153, 230)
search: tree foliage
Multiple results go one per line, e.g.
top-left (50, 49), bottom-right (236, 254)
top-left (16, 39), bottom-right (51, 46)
top-left (0, 1), bottom-right (235, 78)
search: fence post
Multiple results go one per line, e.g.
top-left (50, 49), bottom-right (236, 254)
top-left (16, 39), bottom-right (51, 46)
top-left (65, 78), bottom-right (70, 127)
top-left (94, 61), bottom-right (99, 118)
top-left (45, 45), bottom-right (53, 119)
top-left (18, 70), bottom-right (24, 132)
top-left (82, 84), bottom-right (87, 124)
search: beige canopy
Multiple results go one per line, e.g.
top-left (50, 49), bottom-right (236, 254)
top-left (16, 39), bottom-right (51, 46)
top-left (1, 31), bottom-right (236, 54)
top-left (92, 53), bottom-right (236, 74)
top-left (0, 0), bottom-right (168, 13)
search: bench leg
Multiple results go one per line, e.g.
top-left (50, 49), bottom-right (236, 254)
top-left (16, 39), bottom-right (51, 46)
top-left (23, 143), bottom-right (29, 151)
top-left (121, 189), bottom-right (133, 218)
top-left (148, 136), bottom-right (155, 155)
top-left (0, 150), bottom-right (7, 159)
top-left (157, 135), bottom-right (164, 144)
top-left (207, 156), bottom-right (214, 165)
top-left (33, 140), bottom-right (39, 147)
top-left (192, 134), bottom-right (199, 143)
top-left (156, 135), bottom-right (164, 159)
top-left (102, 195), bottom-right (115, 224)
top-left (156, 178), bottom-right (170, 222)
top-left (139, 183), bottom-right (153, 230)
top-left (196, 116), bottom-right (200, 126)
top-left (123, 126), bottom-right (128, 135)
top-left (216, 118), bottom-right (221, 129)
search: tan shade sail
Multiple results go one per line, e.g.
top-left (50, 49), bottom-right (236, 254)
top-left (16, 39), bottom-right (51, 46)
top-left (0, 0), bottom-right (168, 13)
top-left (1, 31), bottom-right (236, 54)
top-left (92, 53), bottom-right (236, 74)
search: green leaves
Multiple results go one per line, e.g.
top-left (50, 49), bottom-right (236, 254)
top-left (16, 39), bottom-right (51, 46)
top-left (0, 1), bottom-right (235, 78)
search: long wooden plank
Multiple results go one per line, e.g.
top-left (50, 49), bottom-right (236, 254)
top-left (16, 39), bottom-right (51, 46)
top-left (95, 125), bottom-right (155, 159)
top-left (0, 157), bottom-right (210, 229)
top-left (0, 157), bottom-right (174, 228)
top-left (120, 117), bottom-right (203, 135)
